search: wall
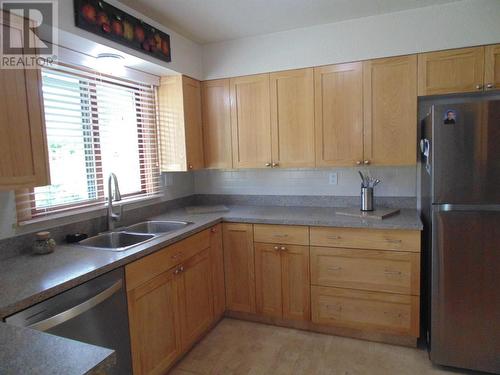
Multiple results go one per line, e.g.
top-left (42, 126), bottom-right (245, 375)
top-left (193, 167), bottom-right (416, 197)
top-left (0, 172), bottom-right (194, 241)
top-left (202, 0), bottom-right (500, 79)
top-left (54, 0), bottom-right (203, 79)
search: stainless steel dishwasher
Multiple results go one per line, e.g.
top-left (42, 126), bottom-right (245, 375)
top-left (5, 267), bottom-right (132, 375)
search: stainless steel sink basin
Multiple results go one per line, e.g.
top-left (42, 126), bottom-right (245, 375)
top-left (79, 232), bottom-right (155, 251)
top-left (124, 220), bottom-right (191, 234)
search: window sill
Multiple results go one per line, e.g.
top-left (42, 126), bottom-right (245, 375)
top-left (17, 194), bottom-right (164, 230)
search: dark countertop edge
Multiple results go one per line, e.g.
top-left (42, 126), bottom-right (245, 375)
top-left (0, 209), bottom-right (422, 319)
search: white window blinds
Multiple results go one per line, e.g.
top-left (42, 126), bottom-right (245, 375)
top-left (16, 64), bottom-right (161, 223)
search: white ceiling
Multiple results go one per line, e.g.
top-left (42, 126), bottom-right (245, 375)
top-left (117, 0), bottom-right (462, 44)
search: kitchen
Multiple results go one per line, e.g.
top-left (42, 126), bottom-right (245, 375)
top-left (0, 0), bottom-right (499, 374)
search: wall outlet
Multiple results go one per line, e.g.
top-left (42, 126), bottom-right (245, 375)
top-left (329, 173), bottom-right (338, 185)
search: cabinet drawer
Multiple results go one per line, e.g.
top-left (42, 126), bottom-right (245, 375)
top-left (310, 227), bottom-right (420, 252)
top-left (254, 224), bottom-right (309, 245)
top-left (311, 247), bottom-right (420, 295)
top-left (126, 229), bottom-right (210, 291)
top-left (311, 286), bottom-right (419, 336)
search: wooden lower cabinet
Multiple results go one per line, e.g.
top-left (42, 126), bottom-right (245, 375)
top-left (254, 243), bottom-right (311, 321)
top-left (127, 268), bottom-right (182, 375)
top-left (210, 224), bottom-right (226, 318)
top-left (311, 286), bottom-right (419, 337)
top-left (223, 223), bottom-right (256, 313)
top-left (178, 248), bottom-right (214, 350)
top-left (126, 227), bottom-right (217, 375)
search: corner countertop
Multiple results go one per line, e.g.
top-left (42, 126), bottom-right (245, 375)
top-left (0, 205), bottom-right (422, 320)
top-left (0, 322), bottom-right (115, 375)
top-left (0, 204), bottom-right (421, 375)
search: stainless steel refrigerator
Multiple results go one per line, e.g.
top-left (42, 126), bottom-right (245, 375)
top-left (419, 96), bottom-right (500, 374)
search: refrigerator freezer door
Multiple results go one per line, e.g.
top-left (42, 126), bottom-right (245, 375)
top-left (430, 206), bottom-right (500, 373)
top-left (432, 100), bottom-right (500, 204)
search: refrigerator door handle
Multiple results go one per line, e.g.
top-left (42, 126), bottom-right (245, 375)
top-left (435, 204), bottom-right (500, 212)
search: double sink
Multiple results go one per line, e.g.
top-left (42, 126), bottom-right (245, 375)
top-left (79, 221), bottom-right (192, 251)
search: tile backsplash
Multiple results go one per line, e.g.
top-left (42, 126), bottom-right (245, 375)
top-left (193, 166), bottom-right (417, 197)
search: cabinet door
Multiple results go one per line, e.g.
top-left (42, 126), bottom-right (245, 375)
top-left (230, 74), bottom-right (272, 168)
top-left (363, 55), bottom-right (417, 166)
top-left (418, 47), bottom-right (485, 96)
top-left (255, 243), bottom-right (283, 318)
top-left (182, 76), bottom-right (204, 170)
top-left (0, 23), bottom-right (49, 190)
top-left (127, 269), bottom-right (182, 375)
top-left (314, 63), bottom-right (364, 167)
top-left (178, 248), bottom-right (214, 350)
top-left (209, 224), bottom-right (226, 318)
top-left (201, 79), bottom-right (232, 169)
top-left (223, 223), bottom-right (256, 313)
top-left (270, 68), bottom-right (315, 168)
top-left (485, 44), bottom-right (500, 91)
top-left (282, 245), bottom-right (310, 321)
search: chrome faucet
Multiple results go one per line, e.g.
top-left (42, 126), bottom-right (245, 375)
top-left (107, 173), bottom-right (122, 231)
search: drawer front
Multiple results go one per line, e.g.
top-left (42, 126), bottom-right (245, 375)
top-left (254, 224), bottom-right (309, 245)
top-left (310, 227), bottom-right (420, 252)
top-left (311, 247), bottom-right (420, 295)
top-left (126, 229), bottom-right (211, 291)
top-left (311, 286), bottom-right (419, 336)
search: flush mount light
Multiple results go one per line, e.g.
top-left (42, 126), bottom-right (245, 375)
top-left (95, 53), bottom-right (125, 75)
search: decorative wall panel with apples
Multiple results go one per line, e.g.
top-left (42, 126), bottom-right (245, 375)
top-left (74, 0), bottom-right (171, 62)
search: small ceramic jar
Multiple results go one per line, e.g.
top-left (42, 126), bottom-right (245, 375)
top-left (33, 231), bottom-right (56, 255)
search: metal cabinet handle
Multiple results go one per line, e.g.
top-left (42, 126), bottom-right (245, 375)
top-left (486, 83), bottom-right (494, 89)
top-left (188, 164), bottom-right (193, 170)
top-left (327, 235), bottom-right (341, 240)
top-left (356, 161), bottom-right (361, 165)
top-left (385, 239), bottom-right (402, 244)
top-left (384, 270), bottom-right (402, 276)
top-left (272, 163), bottom-right (279, 167)
top-left (328, 266), bottom-right (342, 272)
top-left (363, 160), bottom-right (370, 165)
top-left (476, 84), bottom-right (484, 90)
top-left (280, 246), bottom-right (287, 251)
top-left (210, 227), bottom-right (217, 233)
top-left (265, 163), bottom-right (271, 167)
top-left (28, 281), bottom-right (123, 332)
top-left (273, 246), bottom-right (279, 250)
top-left (273, 234), bottom-right (289, 238)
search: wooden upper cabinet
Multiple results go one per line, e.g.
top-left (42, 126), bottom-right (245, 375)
top-left (270, 68), bottom-right (315, 168)
top-left (314, 62), bottom-right (364, 167)
top-left (0, 22), bottom-right (49, 190)
top-left (485, 44), bottom-right (500, 91)
top-left (418, 47), bottom-right (485, 96)
top-left (363, 55), bottom-right (418, 166)
top-left (223, 223), bottom-right (256, 313)
top-left (201, 79), bottom-right (232, 169)
top-left (158, 75), bottom-right (204, 171)
top-left (230, 74), bottom-right (272, 169)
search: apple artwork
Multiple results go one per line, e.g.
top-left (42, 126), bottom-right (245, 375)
top-left (161, 39), bottom-right (169, 56)
top-left (111, 18), bottom-right (123, 36)
top-left (81, 4), bottom-right (97, 24)
top-left (123, 21), bottom-right (133, 40)
top-left (96, 11), bottom-right (109, 26)
top-left (134, 25), bottom-right (145, 42)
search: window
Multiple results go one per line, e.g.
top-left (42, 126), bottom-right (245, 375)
top-left (16, 64), bottom-right (161, 222)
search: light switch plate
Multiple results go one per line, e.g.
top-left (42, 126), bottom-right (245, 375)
top-left (329, 173), bottom-right (338, 185)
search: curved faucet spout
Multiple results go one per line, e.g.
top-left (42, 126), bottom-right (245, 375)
top-left (108, 173), bottom-right (123, 231)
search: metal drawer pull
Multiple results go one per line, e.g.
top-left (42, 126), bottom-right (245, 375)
top-left (273, 234), bottom-right (289, 238)
top-left (28, 280), bottom-right (123, 332)
top-left (385, 239), bottom-right (402, 244)
top-left (328, 266), bottom-right (342, 272)
top-left (273, 246), bottom-right (279, 250)
top-left (280, 246), bottom-right (287, 251)
top-left (384, 270), bottom-right (402, 276)
top-left (327, 235), bottom-right (341, 240)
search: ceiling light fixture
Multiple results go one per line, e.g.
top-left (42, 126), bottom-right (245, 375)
top-left (95, 53), bottom-right (125, 75)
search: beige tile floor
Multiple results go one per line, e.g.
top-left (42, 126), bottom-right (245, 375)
top-left (171, 319), bottom-right (471, 375)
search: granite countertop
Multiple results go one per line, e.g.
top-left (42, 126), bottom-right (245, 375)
top-left (0, 204), bottom-right (422, 374)
top-left (0, 323), bottom-right (115, 375)
top-left (0, 205), bottom-right (422, 320)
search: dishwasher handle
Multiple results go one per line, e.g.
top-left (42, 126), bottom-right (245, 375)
top-left (29, 280), bottom-right (123, 332)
